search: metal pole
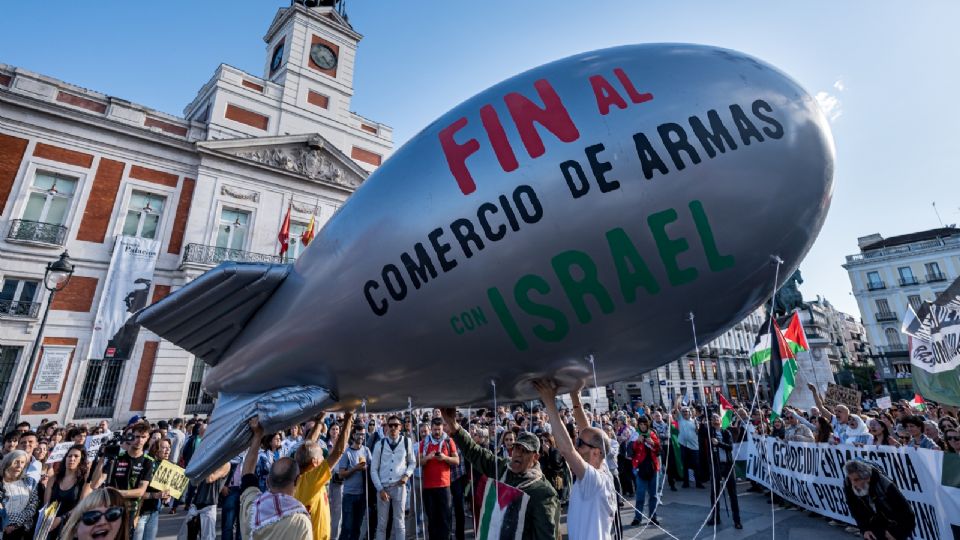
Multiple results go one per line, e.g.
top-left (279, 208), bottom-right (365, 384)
top-left (3, 289), bottom-right (55, 432)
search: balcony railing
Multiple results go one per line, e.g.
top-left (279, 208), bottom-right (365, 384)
top-left (6, 220), bottom-right (68, 246)
top-left (0, 299), bottom-right (41, 318)
top-left (845, 235), bottom-right (960, 263)
top-left (182, 243), bottom-right (285, 266)
top-left (898, 277), bottom-right (919, 287)
top-left (867, 281), bottom-right (886, 291)
top-left (878, 344), bottom-right (908, 356)
top-left (876, 311), bottom-right (898, 322)
top-left (926, 272), bottom-right (947, 283)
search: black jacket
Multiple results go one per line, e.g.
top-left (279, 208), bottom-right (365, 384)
top-left (844, 468), bottom-right (915, 540)
top-left (698, 425), bottom-right (733, 472)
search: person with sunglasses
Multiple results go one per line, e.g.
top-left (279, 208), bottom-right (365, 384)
top-left (60, 487), bottom-right (129, 540)
top-left (439, 405), bottom-right (559, 540)
top-left (944, 427), bottom-right (960, 454)
top-left (370, 415), bottom-right (416, 540)
top-left (534, 379), bottom-right (617, 539)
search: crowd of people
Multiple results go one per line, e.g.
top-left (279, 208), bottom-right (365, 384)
top-left (0, 380), bottom-right (957, 540)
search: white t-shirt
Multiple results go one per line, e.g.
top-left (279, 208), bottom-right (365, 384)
top-left (567, 465), bottom-right (617, 540)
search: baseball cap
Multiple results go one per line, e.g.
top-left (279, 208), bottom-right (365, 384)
top-left (127, 415), bottom-right (141, 426)
top-left (514, 432), bottom-right (540, 453)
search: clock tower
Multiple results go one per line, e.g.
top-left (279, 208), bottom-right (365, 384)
top-left (185, 0), bottom-right (391, 172)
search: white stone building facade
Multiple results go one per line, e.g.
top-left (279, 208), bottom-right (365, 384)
top-left (0, 3), bottom-right (392, 426)
top-left (842, 226), bottom-right (960, 399)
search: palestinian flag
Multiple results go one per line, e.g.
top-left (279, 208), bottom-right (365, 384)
top-left (669, 418), bottom-right (683, 475)
top-left (783, 313), bottom-right (810, 355)
top-left (718, 393), bottom-right (736, 429)
top-left (750, 316), bottom-right (781, 366)
top-left (771, 320), bottom-right (799, 419)
top-left (910, 393), bottom-right (926, 411)
top-left (473, 474), bottom-right (529, 540)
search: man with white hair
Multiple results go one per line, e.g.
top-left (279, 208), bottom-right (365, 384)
top-left (808, 383), bottom-right (851, 443)
top-left (843, 460), bottom-right (915, 540)
top-left (535, 379), bottom-right (617, 539)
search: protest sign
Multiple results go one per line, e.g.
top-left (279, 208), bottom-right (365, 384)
top-left (45, 442), bottom-right (74, 464)
top-left (84, 432), bottom-right (113, 461)
top-left (149, 460), bottom-right (190, 499)
top-left (822, 383), bottom-right (862, 411)
top-left (875, 396), bottom-right (892, 410)
top-left (747, 435), bottom-right (960, 540)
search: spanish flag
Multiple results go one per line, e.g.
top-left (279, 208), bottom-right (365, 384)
top-left (302, 214), bottom-right (316, 247)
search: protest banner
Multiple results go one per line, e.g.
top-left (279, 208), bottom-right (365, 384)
top-left (150, 460), bottom-right (190, 499)
top-left (875, 395), bottom-right (892, 410)
top-left (45, 442), bottom-right (74, 464)
top-left (747, 435), bottom-right (960, 540)
top-left (822, 383), bottom-right (862, 411)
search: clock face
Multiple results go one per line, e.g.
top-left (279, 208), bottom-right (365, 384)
top-left (310, 43), bottom-right (338, 71)
top-left (270, 43), bottom-right (285, 72)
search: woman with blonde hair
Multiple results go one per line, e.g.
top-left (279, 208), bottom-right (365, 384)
top-left (60, 487), bottom-right (129, 540)
top-left (1, 449), bottom-right (39, 539)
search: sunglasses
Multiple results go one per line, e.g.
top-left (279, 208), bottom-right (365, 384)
top-left (576, 437), bottom-right (601, 450)
top-left (387, 423), bottom-right (401, 428)
top-left (946, 436), bottom-right (960, 442)
top-left (81, 506), bottom-right (124, 526)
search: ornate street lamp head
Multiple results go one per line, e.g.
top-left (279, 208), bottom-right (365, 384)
top-left (44, 251), bottom-right (74, 292)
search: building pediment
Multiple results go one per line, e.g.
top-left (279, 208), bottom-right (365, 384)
top-left (198, 134), bottom-right (367, 190)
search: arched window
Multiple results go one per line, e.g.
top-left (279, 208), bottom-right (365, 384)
top-left (885, 328), bottom-right (901, 346)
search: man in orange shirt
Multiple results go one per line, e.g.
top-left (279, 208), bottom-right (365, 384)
top-left (294, 411), bottom-right (355, 540)
top-left (419, 416), bottom-right (460, 540)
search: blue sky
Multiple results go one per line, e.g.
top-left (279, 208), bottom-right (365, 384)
top-left (2, 1), bottom-right (958, 317)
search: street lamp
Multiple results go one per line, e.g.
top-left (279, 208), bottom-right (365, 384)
top-left (3, 251), bottom-right (74, 431)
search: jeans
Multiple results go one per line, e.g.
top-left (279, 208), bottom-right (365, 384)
top-left (450, 476), bottom-right (466, 540)
top-left (376, 484), bottom-right (407, 540)
top-left (423, 486), bottom-right (453, 540)
top-left (680, 446), bottom-right (700, 486)
top-left (341, 492), bottom-right (367, 540)
top-left (634, 473), bottom-right (658, 520)
top-left (330, 481), bottom-right (344, 540)
top-left (133, 510), bottom-right (159, 540)
top-left (220, 486), bottom-right (241, 540)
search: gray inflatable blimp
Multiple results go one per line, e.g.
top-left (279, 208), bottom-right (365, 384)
top-left (138, 44), bottom-right (834, 477)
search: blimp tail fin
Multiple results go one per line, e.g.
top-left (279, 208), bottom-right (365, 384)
top-left (185, 385), bottom-right (336, 480)
top-left (135, 263), bottom-right (291, 367)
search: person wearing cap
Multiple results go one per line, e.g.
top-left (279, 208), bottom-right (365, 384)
top-left (439, 407), bottom-right (559, 540)
top-left (418, 417), bottom-right (459, 540)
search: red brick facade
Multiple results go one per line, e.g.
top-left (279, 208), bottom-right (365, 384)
top-left (307, 91), bottom-right (330, 109)
top-left (150, 284), bottom-right (171, 305)
top-left (50, 276), bottom-right (99, 312)
top-left (167, 178), bottom-right (195, 255)
top-left (351, 146), bottom-right (382, 166)
top-left (32, 142), bottom-right (94, 169)
top-left (225, 104), bottom-right (269, 131)
top-left (0, 133), bottom-right (28, 215)
top-left (76, 158), bottom-right (125, 243)
top-left (129, 165), bottom-right (179, 187)
top-left (56, 91), bottom-right (108, 114)
top-left (130, 341), bottom-right (159, 411)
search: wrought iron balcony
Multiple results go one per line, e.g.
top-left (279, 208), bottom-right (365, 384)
top-left (866, 281), bottom-right (886, 291)
top-left (876, 311), bottom-right (898, 322)
top-left (0, 299), bottom-right (41, 318)
top-left (926, 272), bottom-right (947, 283)
top-left (898, 277), bottom-right (919, 287)
top-left (182, 243), bottom-right (285, 266)
top-left (878, 344), bottom-right (908, 356)
top-left (6, 219), bottom-right (68, 246)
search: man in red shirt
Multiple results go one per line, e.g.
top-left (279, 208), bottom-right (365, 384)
top-left (419, 416), bottom-right (460, 540)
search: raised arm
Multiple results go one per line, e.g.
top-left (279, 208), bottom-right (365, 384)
top-left (807, 383), bottom-right (834, 422)
top-left (534, 379), bottom-right (587, 481)
top-left (569, 381), bottom-right (590, 430)
top-left (306, 413), bottom-right (326, 443)
top-left (242, 418), bottom-right (264, 477)
top-left (326, 411), bottom-right (354, 468)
